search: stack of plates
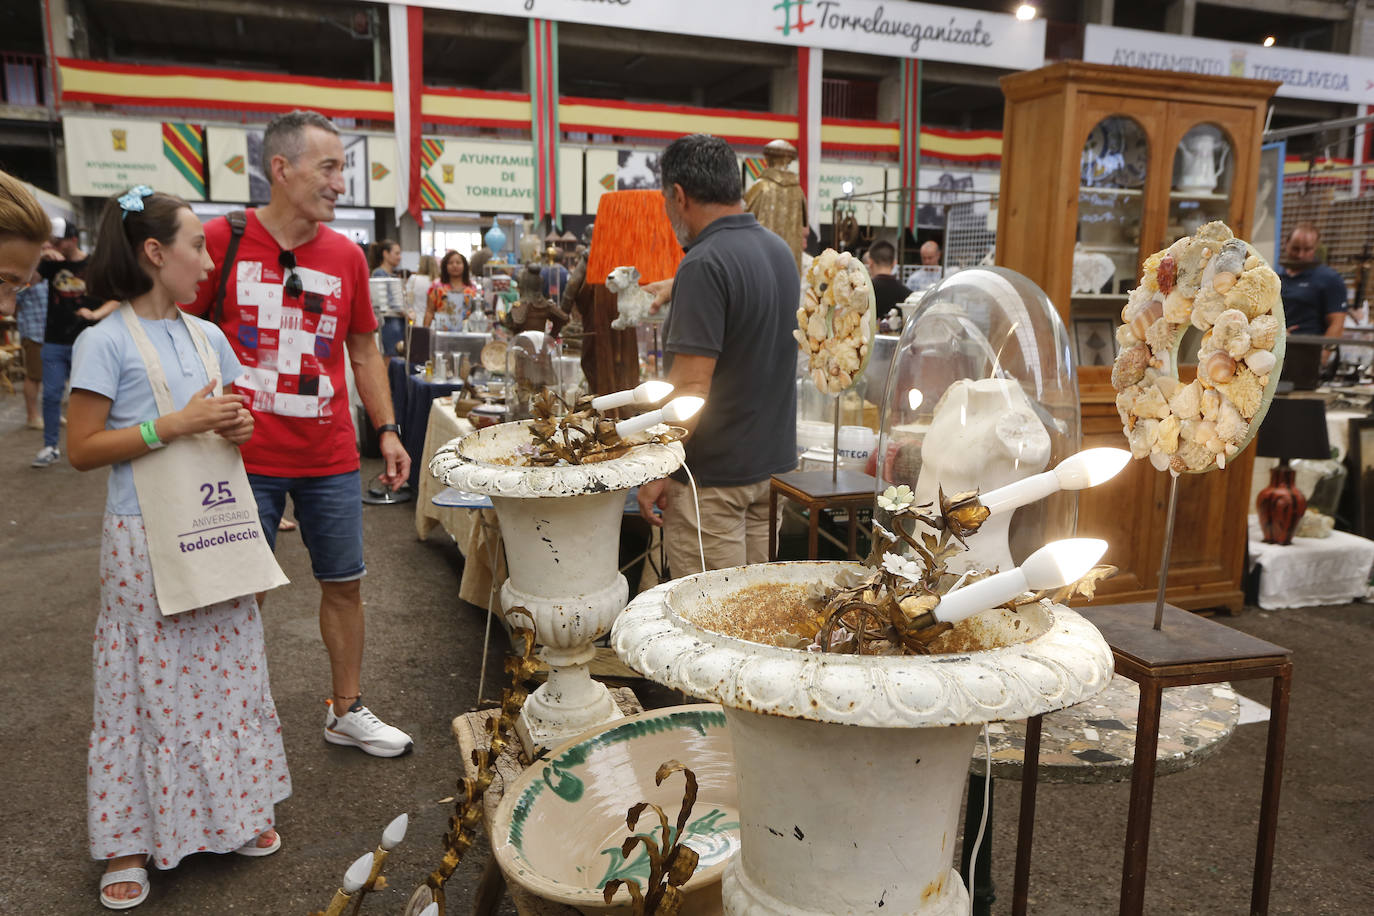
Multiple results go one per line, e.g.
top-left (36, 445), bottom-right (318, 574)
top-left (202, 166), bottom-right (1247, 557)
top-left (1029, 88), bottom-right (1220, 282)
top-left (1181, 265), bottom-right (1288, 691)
top-left (368, 277), bottom-right (405, 317)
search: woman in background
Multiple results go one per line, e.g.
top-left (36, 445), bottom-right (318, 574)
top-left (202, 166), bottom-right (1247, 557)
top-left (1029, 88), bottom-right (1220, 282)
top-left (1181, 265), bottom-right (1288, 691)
top-left (425, 249), bottom-right (476, 331)
top-left (368, 238), bottom-right (401, 278)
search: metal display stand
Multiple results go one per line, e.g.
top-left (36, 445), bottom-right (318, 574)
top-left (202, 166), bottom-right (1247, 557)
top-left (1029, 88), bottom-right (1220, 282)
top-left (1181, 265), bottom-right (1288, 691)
top-left (1011, 467), bottom-right (1293, 916)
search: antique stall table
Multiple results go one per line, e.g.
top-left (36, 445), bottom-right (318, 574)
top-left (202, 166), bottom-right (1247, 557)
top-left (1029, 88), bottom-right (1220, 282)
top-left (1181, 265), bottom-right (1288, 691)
top-left (1246, 515), bottom-right (1374, 610)
top-left (452, 688), bottom-right (644, 916)
top-left (391, 357), bottom-right (467, 489)
top-left (768, 468), bottom-right (876, 560)
top-left (415, 396), bottom-right (476, 541)
top-left (962, 675), bottom-right (1240, 915)
top-left (1013, 603), bottom-right (1292, 916)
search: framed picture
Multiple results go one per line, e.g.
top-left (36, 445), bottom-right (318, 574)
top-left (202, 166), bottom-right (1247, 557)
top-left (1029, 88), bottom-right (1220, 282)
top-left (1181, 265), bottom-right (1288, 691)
top-left (1074, 318), bottom-right (1117, 369)
top-left (1347, 417), bottom-right (1374, 539)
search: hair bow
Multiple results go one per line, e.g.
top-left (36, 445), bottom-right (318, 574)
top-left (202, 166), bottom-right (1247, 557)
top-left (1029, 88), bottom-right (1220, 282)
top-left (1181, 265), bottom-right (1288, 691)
top-left (117, 185), bottom-right (155, 219)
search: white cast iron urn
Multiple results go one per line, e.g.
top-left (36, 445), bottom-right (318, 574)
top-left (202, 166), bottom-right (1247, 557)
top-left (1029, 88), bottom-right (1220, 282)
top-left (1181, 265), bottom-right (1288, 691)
top-left (432, 420), bottom-right (684, 750)
top-left (612, 561), bottom-right (1114, 916)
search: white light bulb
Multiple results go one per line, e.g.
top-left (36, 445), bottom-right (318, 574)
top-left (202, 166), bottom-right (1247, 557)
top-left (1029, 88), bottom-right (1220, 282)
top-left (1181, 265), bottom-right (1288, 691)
top-left (381, 812), bottom-right (409, 850)
top-left (343, 852), bottom-right (375, 893)
top-left (1020, 538), bottom-right (1108, 589)
top-left (1015, 4), bottom-right (1037, 21)
top-left (1052, 447), bottom-right (1130, 489)
top-left (614, 395), bottom-right (705, 438)
top-left (662, 396), bottom-right (704, 423)
top-left (928, 537), bottom-right (1108, 626)
top-left (639, 380), bottom-right (675, 403)
top-left (841, 180), bottom-right (855, 195)
top-left (591, 380), bottom-right (675, 411)
top-left (1263, 36), bottom-right (1276, 47)
top-left (907, 388), bottom-right (923, 411)
top-left (979, 447), bottom-right (1130, 517)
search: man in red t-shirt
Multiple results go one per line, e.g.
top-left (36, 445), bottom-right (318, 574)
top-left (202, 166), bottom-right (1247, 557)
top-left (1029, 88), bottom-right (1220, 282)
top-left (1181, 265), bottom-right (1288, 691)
top-left (188, 110), bottom-right (413, 758)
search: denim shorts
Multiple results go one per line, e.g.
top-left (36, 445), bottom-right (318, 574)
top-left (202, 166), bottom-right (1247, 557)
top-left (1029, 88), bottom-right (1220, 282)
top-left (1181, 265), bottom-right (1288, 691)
top-left (248, 470), bottom-right (366, 582)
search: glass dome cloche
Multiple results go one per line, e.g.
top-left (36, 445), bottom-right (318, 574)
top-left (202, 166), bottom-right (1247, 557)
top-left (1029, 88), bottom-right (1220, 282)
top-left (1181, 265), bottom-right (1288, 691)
top-left (875, 266), bottom-right (1080, 572)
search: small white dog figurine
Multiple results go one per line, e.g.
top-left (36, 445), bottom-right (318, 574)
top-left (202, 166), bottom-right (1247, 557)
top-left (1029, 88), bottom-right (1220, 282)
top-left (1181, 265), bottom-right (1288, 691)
top-left (606, 265), bottom-right (662, 330)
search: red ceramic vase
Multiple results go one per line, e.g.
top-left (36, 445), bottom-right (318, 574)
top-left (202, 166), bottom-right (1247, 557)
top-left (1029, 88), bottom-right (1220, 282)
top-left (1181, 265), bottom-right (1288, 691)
top-left (1256, 464), bottom-right (1306, 546)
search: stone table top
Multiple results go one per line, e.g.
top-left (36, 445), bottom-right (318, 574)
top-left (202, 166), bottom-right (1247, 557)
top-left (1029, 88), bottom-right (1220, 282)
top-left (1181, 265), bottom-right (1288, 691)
top-left (969, 674), bottom-right (1240, 783)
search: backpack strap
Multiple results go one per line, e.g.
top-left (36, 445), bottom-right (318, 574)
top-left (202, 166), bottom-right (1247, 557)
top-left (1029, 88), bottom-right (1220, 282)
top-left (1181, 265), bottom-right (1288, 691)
top-left (211, 209), bottom-right (248, 326)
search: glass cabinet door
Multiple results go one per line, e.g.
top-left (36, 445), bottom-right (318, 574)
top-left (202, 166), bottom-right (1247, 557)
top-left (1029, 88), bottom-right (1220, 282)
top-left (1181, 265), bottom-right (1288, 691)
top-left (1074, 116), bottom-right (1149, 366)
top-left (1168, 123), bottom-right (1234, 242)
top-left (1076, 118), bottom-right (1148, 302)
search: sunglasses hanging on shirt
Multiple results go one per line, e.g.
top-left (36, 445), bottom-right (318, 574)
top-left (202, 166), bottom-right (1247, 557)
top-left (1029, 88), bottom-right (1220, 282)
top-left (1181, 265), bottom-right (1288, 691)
top-left (278, 249), bottom-right (303, 298)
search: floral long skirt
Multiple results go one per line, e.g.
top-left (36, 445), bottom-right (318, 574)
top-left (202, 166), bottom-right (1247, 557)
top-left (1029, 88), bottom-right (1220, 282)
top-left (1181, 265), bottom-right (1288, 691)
top-left (88, 514), bottom-right (291, 869)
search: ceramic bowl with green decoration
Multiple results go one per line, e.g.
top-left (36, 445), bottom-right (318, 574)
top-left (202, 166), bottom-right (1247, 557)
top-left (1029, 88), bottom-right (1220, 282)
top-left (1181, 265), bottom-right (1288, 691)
top-left (491, 704), bottom-right (738, 915)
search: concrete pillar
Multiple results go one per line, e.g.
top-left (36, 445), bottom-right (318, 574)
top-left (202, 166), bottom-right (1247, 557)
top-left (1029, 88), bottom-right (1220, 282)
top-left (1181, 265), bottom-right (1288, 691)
top-left (771, 64), bottom-right (798, 116)
top-left (877, 66), bottom-right (902, 123)
top-left (397, 212), bottom-right (421, 253)
top-left (518, 27), bottom-right (531, 94)
top-left (45, 0), bottom-right (72, 58)
top-left (1351, 1), bottom-right (1374, 57)
top-left (1084, 0), bottom-right (1115, 26)
top-left (1165, 0), bottom-right (1196, 36)
top-left (68, 0), bottom-right (90, 58)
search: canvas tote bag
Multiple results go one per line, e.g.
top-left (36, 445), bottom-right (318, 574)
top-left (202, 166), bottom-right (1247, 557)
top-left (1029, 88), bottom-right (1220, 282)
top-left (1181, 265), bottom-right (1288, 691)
top-left (120, 305), bottom-right (289, 615)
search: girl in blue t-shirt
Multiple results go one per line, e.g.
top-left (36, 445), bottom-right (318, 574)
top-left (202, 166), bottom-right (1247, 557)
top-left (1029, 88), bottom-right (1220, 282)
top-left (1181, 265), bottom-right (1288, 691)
top-left (69, 189), bottom-right (290, 910)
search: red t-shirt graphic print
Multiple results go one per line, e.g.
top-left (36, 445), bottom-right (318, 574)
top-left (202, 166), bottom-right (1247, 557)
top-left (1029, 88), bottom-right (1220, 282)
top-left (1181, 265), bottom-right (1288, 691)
top-left (187, 210), bottom-right (376, 477)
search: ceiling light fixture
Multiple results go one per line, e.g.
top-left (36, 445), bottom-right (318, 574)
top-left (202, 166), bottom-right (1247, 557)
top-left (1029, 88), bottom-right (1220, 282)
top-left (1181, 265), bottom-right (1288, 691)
top-left (1015, 4), bottom-right (1038, 21)
top-left (1263, 36), bottom-right (1276, 47)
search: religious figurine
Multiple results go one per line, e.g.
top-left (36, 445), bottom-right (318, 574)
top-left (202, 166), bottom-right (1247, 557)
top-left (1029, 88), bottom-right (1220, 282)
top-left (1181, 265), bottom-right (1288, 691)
top-left (744, 139), bottom-right (807, 274)
top-left (502, 263), bottom-right (571, 337)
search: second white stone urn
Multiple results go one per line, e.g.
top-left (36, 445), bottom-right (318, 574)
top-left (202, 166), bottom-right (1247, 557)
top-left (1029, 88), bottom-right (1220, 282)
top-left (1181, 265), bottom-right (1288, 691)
top-left (432, 420), bottom-right (684, 750)
top-left (613, 561), bottom-right (1114, 916)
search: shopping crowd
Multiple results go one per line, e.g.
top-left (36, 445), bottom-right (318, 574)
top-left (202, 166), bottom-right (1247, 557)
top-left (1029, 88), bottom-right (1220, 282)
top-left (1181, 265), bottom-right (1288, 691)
top-left (1, 110), bottom-right (417, 910)
top-left (0, 103), bottom-right (812, 910)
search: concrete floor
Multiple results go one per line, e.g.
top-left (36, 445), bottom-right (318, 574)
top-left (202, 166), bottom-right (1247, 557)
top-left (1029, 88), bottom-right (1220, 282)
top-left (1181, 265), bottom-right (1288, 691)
top-left (0, 392), bottom-right (1371, 915)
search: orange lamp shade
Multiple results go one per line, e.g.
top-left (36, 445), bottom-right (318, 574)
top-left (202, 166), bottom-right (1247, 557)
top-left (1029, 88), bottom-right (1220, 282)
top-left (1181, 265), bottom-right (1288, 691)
top-left (584, 190), bottom-right (684, 285)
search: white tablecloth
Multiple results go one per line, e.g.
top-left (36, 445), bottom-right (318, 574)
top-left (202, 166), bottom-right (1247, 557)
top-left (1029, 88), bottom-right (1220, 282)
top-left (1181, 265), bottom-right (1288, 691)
top-left (414, 398), bottom-right (507, 610)
top-left (1247, 515), bottom-right (1374, 609)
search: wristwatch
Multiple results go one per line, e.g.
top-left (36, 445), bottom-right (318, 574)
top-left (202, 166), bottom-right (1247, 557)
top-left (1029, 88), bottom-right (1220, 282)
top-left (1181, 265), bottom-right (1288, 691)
top-left (376, 423), bottom-right (401, 438)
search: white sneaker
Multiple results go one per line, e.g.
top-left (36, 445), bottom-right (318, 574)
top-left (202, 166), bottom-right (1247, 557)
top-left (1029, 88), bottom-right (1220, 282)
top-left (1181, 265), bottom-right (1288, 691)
top-left (31, 446), bottom-right (60, 468)
top-left (324, 701), bottom-right (413, 757)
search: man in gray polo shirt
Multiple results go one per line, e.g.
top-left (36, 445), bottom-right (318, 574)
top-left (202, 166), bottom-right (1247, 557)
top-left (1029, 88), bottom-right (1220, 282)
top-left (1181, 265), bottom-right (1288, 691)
top-left (636, 133), bottom-right (798, 575)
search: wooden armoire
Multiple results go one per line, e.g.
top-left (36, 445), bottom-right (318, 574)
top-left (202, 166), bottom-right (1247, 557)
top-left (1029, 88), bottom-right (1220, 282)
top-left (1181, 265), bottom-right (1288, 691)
top-left (997, 61), bottom-right (1279, 614)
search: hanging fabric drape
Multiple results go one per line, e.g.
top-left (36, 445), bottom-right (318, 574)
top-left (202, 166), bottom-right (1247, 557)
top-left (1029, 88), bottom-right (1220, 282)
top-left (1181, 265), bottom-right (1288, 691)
top-left (388, 3), bottom-right (424, 225)
top-left (529, 18), bottom-right (561, 228)
top-left (899, 58), bottom-right (922, 239)
top-left (797, 47), bottom-right (822, 240)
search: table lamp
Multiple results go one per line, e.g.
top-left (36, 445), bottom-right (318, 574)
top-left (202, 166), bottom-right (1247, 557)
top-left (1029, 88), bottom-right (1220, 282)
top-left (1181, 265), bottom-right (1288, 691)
top-left (579, 190), bottom-right (684, 394)
top-left (1255, 397), bottom-right (1330, 545)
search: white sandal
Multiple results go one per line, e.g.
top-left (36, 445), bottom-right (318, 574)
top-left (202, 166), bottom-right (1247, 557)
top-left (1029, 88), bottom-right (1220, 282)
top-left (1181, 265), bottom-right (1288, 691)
top-left (234, 829), bottom-right (281, 858)
top-left (99, 864), bottom-right (149, 910)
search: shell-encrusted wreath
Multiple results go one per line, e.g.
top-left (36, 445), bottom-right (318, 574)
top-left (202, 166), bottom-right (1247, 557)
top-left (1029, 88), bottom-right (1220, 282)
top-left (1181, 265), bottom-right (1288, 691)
top-left (796, 248), bottom-right (877, 394)
top-left (1111, 221), bottom-right (1286, 473)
